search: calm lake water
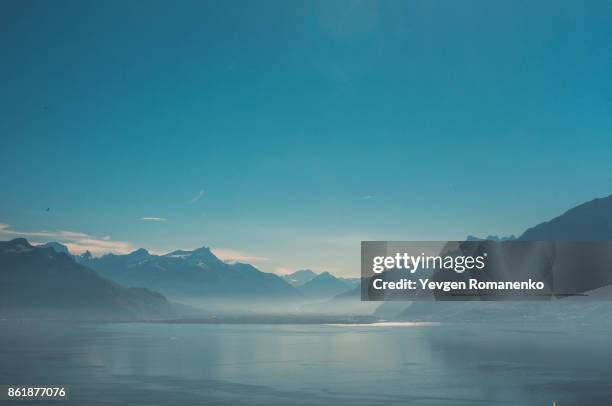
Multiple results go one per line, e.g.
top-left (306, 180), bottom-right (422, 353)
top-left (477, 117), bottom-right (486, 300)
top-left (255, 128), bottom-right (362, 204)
top-left (0, 321), bottom-right (610, 405)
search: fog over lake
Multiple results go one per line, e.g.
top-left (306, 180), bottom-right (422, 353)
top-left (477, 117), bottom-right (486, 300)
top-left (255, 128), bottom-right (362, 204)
top-left (1, 321), bottom-right (610, 405)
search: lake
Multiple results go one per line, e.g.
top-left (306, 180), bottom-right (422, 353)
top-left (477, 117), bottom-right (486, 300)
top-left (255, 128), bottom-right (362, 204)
top-left (0, 320), bottom-right (610, 405)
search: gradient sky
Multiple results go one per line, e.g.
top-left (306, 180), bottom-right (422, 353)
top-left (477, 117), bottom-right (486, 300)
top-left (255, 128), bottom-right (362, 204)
top-left (2, 0), bottom-right (612, 276)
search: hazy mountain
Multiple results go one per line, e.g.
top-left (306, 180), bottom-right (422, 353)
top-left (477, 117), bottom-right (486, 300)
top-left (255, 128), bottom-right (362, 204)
top-left (389, 194), bottom-right (612, 322)
top-left (40, 242), bottom-right (93, 262)
top-left (299, 282), bottom-right (381, 315)
top-left (466, 235), bottom-right (516, 241)
top-left (282, 269), bottom-right (318, 287)
top-left (297, 272), bottom-right (352, 299)
top-left (0, 239), bottom-right (178, 321)
top-left (77, 250), bottom-right (94, 261)
top-left (338, 277), bottom-right (360, 288)
top-left (332, 285), bottom-right (360, 300)
top-left (392, 292), bottom-right (612, 324)
top-left (79, 245), bottom-right (301, 309)
top-left (39, 242), bottom-right (72, 256)
top-left (520, 194), bottom-right (612, 240)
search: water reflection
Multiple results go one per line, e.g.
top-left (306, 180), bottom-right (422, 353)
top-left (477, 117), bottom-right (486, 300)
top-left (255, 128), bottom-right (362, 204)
top-left (0, 321), bottom-right (610, 405)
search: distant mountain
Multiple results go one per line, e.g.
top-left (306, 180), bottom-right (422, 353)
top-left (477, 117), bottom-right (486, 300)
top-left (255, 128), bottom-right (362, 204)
top-left (299, 282), bottom-right (381, 315)
top-left (282, 269), bottom-right (318, 287)
top-left (78, 250), bottom-right (94, 261)
top-left (338, 277), bottom-right (360, 288)
top-left (392, 290), bottom-right (612, 324)
top-left (466, 235), bottom-right (516, 241)
top-left (520, 194), bottom-right (612, 240)
top-left (39, 242), bottom-right (93, 262)
top-left (39, 242), bottom-right (72, 256)
top-left (0, 239), bottom-right (179, 321)
top-left (297, 272), bottom-right (352, 299)
top-left (79, 245), bottom-right (301, 308)
top-left (388, 194), bottom-right (612, 322)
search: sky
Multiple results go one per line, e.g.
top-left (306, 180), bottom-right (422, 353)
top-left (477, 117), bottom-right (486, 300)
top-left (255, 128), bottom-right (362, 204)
top-left (2, 0), bottom-right (612, 276)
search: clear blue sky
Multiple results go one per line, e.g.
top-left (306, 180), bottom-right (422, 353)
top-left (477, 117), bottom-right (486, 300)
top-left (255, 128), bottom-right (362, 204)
top-left (2, 0), bottom-right (612, 276)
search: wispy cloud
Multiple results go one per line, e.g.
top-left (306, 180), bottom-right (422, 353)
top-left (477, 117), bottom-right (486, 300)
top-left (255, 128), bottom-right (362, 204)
top-left (139, 217), bottom-right (166, 222)
top-left (274, 267), bottom-right (293, 275)
top-left (0, 223), bottom-right (134, 255)
top-left (211, 247), bottom-right (269, 264)
top-left (189, 189), bottom-right (205, 203)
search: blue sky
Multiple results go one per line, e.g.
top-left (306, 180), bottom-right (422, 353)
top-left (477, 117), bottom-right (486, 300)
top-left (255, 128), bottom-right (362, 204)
top-left (2, 0), bottom-right (612, 276)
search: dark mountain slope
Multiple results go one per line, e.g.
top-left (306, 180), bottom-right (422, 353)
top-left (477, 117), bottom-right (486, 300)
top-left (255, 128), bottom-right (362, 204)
top-left (0, 239), bottom-right (177, 321)
top-left (282, 269), bottom-right (318, 287)
top-left (521, 194), bottom-right (612, 240)
top-left (79, 246), bottom-right (301, 305)
top-left (297, 272), bottom-right (351, 299)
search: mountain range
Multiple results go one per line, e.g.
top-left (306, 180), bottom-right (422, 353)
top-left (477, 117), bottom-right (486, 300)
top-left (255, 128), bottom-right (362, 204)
top-left (282, 269), bottom-right (318, 286)
top-left (3, 193), bottom-right (612, 321)
top-left (0, 239), bottom-right (180, 321)
top-left (282, 269), bottom-right (358, 299)
top-left (25, 242), bottom-right (361, 315)
top-left (520, 194), bottom-right (612, 240)
top-left (75, 246), bottom-right (301, 311)
top-left (387, 194), bottom-right (612, 321)
top-left (296, 272), bottom-right (354, 299)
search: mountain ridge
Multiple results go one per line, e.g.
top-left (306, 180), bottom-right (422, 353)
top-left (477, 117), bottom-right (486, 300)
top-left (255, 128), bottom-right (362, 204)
top-left (297, 271), bottom-right (352, 299)
top-left (520, 194), bottom-right (612, 240)
top-left (0, 239), bottom-right (180, 321)
top-left (77, 244), bottom-right (302, 308)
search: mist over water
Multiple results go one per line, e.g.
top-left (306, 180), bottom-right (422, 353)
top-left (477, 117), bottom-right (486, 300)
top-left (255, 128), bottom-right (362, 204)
top-left (1, 321), bottom-right (610, 405)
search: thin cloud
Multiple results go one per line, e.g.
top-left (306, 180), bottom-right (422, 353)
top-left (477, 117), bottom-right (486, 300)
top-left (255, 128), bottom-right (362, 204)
top-left (139, 217), bottom-right (166, 222)
top-left (0, 223), bottom-right (134, 255)
top-left (189, 189), bottom-right (205, 203)
top-left (273, 267), bottom-right (297, 275)
top-left (211, 248), bottom-right (269, 264)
